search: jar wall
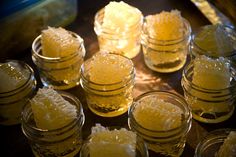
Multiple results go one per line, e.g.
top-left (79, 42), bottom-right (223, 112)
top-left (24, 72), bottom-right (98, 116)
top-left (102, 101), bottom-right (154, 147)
top-left (142, 18), bottom-right (191, 73)
top-left (181, 61), bottom-right (236, 123)
top-left (32, 33), bottom-right (85, 90)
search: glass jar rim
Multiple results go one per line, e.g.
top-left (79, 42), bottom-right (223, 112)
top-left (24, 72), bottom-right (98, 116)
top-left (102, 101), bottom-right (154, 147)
top-left (142, 17), bottom-right (191, 44)
top-left (94, 8), bottom-right (143, 36)
top-left (80, 52), bottom-right (135, 86)
top-left (21, 90), bottom-right (85, 133)
top-left (0, 60), bottom-right (35, 94)
top-left (191, 24), bottom-right (236, 57)
top-left (195, 128), bottom-right (236, 156)
top-left (32, 32), bottom-right (85, 62)
top-left (182, 60), bottom-right (236, 91)
top-left (128, 90), bottom-right (192, 133)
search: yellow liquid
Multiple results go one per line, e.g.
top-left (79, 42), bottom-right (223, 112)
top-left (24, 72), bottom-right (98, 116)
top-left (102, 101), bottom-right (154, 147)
top-left (82, 53), bottom-right (134, 117)
top-left (142, 43), bottom-right (187, 73)
top-left (86, 84), bottom-right (134, 117)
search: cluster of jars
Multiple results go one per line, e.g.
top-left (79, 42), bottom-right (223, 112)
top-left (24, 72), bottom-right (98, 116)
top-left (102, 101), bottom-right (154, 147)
top-left (1, 2), bottom-right (236, 157)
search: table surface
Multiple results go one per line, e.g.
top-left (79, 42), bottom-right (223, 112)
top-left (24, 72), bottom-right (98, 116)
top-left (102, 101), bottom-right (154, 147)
top-left (1, 0), bottom-right (236, 156)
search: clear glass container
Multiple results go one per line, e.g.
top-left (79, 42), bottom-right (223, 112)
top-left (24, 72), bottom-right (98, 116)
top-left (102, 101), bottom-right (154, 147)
top-left (141, 18), bottom-right (191, 73)
top-left (94, 8), bottom-right (143, 59)
top-left (195, 129), bottom-right (236, 157)
top-left (181, 60), bottom-right (236, 123)
top-left (32, 32), bottom-right (85, 90)
top-left (190, 24), bottom-right (236, 65)
top-left (0, 60), bottom-right (37, 125)
top-left (80, 135), bottom-right (149, 157)
top-left (128, 91), bottom-right (192, 157)
top-left (21, 91), bottom-right (85, 157)
top-left (80, 53), bottom-right (135, 117)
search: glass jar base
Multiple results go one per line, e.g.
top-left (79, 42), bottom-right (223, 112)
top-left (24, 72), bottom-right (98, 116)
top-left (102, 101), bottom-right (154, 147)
top-left (144, 58), bottom-right (186, 73)
top-left (88, 105), bottom-right (128, 117)
top-left (192, 106), bottom-right (234, 123)
top-left (148, 143), bottom-right (185, 157)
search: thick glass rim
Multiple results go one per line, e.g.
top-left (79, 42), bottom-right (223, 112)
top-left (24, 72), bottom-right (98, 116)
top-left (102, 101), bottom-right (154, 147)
top-left (94, 8), bottom-right (143, 37)
top-left (142, 17), bottom-right (191, 44)
top-left (194, 128), bottom-right (236, 157)
top-left (21, 90), bottom-right (85, 133)
top-left (182, 59), bottom-right (236, 91)
top-left (80, 52), bottom-right (135, 86)
top-left (0, 60), bottom-right (35, 94)
top-left (191, 24), bottom-right (236, 58)
top-left (31, 32), bottom-right (85, 62)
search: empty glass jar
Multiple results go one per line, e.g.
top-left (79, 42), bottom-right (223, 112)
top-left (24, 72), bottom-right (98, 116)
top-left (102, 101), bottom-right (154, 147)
top-left (32, 32), bottom-right (85, 90)
top-left (128, 91), bottom-right (192, 157)
top-left (0, 60), bottom-right (37, 125)
top-left (21, 91), bottom-right (85, 157)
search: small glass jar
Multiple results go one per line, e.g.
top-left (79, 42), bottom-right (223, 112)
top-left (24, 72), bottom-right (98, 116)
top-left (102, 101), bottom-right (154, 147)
top-left (32, 32), bottom-right (85, 90)
top-left (0, 60), bottom-right (37, 125)
top-left (190, 24), bottom-right (236, 64)
top-left (21, 91), bottom-right (85, 157)
top-left (181, 60), bottom-right (236, 123)
top-left (80, 135), bottom-right (149, 157)
top-left (195, 129), bottom-right (236, 157)
top-left (94, 8), bottom-right (143, 59)
top-left (80, 53), bottom-right (135, 117)
top-left (141, 18), bottom-right (191, 73)
top-left (128, 91), bottom-right (192, 157)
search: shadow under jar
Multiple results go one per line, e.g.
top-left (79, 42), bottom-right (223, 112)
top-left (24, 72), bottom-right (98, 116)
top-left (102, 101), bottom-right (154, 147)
top-left (0, 60), bottom-right (37, 125)
top-left (181, 60), bottom-right (236, 123)
top-left (21, 91), bottom-right (85, 157)
top-left (128, 91), bottom-right (192, 157)
top-left (141, 18), bottom-right (191, 73)
top-left (80, 53), bottom-right (135, 117)
top-left (94, 8), bottom-right (143, 59)
top-left (32, 32), bottom-right (85, 90)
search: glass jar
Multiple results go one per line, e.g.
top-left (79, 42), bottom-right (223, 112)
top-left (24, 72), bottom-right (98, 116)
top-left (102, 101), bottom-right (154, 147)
top-left (181, 60), bottom-right (236, 123)
top-left (94, 8), bottom-right (143, 59)
top-left (128, 91), bottom-right (192, 157)
top-left (141, 18), bottom-right (191, 73)
top-left (195, 129), bottom-right (236, 157)
top-left (80, 53), bottom-right (135, 117)
top-left (32, 32), bottom-right (85, 90)
top-left (0, 60), bottom-right (37, 125)
top-left (80, 135), bottom-right (149, 157)
top-left (190, 24), bottom-right (236, 65)
top-left (21, 91), bottom-right (85, 157)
